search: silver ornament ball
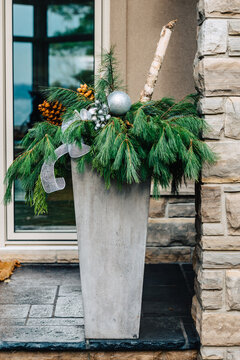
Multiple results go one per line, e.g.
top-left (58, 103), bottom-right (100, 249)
top-left (107, 91), bottom-right (131, 116)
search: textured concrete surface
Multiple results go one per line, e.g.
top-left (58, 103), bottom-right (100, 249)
top-left (72, 163), bottom-right (150, 339)
top-left (0, 264), bottom-right (199, 351)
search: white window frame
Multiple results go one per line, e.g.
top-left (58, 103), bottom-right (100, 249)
top-left (0, 0), bottom-right (110, 258)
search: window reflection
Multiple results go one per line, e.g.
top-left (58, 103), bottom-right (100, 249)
top-left (13, 4), bottom-right (33, 37)
top-left (13, 42), bottom-right (32, 141)
top-left (47, 4), bottom-right (94, 37)
top-left (13, 1), bottom-right (94, 232)
top-left (49, 41), bottom-right (94, 87)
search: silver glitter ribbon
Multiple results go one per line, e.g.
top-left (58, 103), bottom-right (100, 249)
top-left (40, 109), bottom-right (90, 194)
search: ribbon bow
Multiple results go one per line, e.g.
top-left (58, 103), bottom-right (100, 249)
top-left (40, 109), bottom-right (91, 194)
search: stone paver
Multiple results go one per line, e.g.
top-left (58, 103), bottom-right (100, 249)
top-left (59, 285), bottom-right (81, 296)
top-left (140, 317), bottom-right (185, 345)
top-left (55, 295), bottom-right (84, 318)
top-left (29, 305), bottom-right (53, 318)
top-left (27, 318), bottom-right (84, 326)
top-left (0, 264), bottom-right (198, 351)
top-left (0, 319), bottom-right (26, 326)
top-left (0, 325), bottom-right (84, 342)
top-left (0, 305), bottom-right (30, 318)
top-left (4, 264), bottom-right (80, 286)
top-left (0, 286), bottom-right (57, 305)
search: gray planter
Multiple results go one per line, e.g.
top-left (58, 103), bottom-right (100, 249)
top-left (71, 161), bottom-right (150, 339)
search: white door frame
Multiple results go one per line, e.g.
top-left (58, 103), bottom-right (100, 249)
top-left (0, 0), bottom-right (110, 258)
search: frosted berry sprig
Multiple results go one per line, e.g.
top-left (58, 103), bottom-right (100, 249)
top-left (89, 100), bottom-right (111, 130)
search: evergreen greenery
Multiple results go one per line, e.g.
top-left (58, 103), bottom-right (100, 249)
top-left (4, 49), bottom-right (216, 215)
top-left (94, 46), bottom-right (124, 102)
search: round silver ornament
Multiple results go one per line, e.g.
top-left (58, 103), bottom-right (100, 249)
top-left (107, 91), bottom-right (131, 116)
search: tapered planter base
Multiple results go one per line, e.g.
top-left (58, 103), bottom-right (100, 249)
top-left (71, 161), bottom-right (150, 339)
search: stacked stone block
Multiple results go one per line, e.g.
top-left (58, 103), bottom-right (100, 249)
top-left (146, 185), bottom-right (196, 264)
top-left (193, 1), bottom-right (240, 359)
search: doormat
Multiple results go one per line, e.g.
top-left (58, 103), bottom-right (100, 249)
top-left (0, 260), bottom-right (20, 281)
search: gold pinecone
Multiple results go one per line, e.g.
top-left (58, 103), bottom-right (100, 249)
top-left (77, 84), bottom-right (94, 101)
top-left (38, 100), bottom-right (65, 126)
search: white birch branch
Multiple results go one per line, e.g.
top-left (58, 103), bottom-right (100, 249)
top-left (140, 19), bottom-right (177, 103)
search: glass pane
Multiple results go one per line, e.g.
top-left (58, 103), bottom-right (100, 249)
top-left (13, 4), bottom-right (34, 37)
top-left (13, 42), bottom-right (32, 130)
top-left (47, 4), bottom-right (94, 37)
top-left (13, 42), bottom-right (34, 231)
top-left (49, 41), bottom-right (94, 87)
top-left (12, 1), bottom-right (94, 234)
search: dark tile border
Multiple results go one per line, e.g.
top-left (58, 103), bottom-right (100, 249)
top-left (0, 338), bottom-right (200, 351)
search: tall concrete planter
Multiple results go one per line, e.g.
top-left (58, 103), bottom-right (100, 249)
top-left (71, 161), bottom-right (150, 339)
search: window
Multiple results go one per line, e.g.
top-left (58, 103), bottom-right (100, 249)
top-left (13, 1), bottom-right (94, 233)
top-left (1, 0), bottom-right (109, 243)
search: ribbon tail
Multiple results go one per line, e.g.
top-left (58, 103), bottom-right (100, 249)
top-left (41, 110), bottom-right (92, 194)
top-left (68, 143), bottom-right (90, 158)
top-left (40, 144), bottom-right (69, 194)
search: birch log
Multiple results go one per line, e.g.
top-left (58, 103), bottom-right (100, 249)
top-left (140, 19), bottom-right (177, 103)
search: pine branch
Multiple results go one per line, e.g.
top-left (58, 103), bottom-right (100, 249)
top-left (4, 121), bottom-right (63, 213)
top-left (4, 89), bottom-right (217, 209)
top-left (33, 175), bottom-right (48, 215)
top-left (41, 87), bottom-right (79, 107)
top-left (95, 47), bottom-right (124, 101)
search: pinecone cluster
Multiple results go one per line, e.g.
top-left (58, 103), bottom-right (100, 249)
top-left (77, 84), bottom-right (94, 101)
top-left (38, 100), bottom-right (65, 126)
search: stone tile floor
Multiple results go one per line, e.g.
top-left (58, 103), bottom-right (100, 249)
top-left (0, 263), bottom-right (199, 351)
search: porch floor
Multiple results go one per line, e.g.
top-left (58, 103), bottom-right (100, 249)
top-left (0, 263), bottom-right (199, 351)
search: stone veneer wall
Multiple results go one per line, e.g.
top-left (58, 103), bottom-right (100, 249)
top-left (193, 1), bottom-right (240, 359)
top-left (0, 351), bottom-right (198, 360)
top-left (146, 185), bottom-right (196, 264)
